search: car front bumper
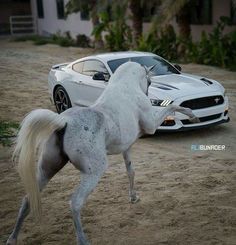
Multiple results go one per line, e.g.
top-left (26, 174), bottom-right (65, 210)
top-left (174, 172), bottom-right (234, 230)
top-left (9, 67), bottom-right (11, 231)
top-left (157, 94), bottom-right (229, 131)
top-left (157, 117), bottom-right (229, 132)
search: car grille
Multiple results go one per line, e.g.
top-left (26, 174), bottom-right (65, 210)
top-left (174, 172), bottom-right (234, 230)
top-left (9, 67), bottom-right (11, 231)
top-left (180, 95), bottom-right (224, 110)
top-left (181, 113), bottom-right (222, 125)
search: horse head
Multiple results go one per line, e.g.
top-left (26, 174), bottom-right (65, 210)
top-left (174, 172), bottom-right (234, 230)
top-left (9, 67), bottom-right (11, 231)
top-left (142, 64), bottom-right (157, 95)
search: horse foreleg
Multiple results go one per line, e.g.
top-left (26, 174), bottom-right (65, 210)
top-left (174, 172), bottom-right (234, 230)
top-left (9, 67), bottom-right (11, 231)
top-left (153, 104), bottom-right (199, 129)
top-left (70, 158), bottom-right (107, 245)
top-left (123, 149), bottom-right (139, 204)
top-left (170, 105), bottom-right (200, 123)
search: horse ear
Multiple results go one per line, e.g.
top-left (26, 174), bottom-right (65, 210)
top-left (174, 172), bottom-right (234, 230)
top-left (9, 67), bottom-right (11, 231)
top-left (148, 64), bottom-right (156, 73)
top-left (141, 65), bottom-right (149, 74)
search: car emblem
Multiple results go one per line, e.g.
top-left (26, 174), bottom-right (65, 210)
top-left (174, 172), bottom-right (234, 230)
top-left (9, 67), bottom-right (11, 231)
top-left (214, 97), bottom-right (220, 104)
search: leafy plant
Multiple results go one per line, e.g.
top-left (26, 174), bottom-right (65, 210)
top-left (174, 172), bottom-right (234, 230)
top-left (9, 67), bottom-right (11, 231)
top-left (138, 16), bottom-right (236, 70)
top-left (13, 32), bottom-right (77, 47)
top-left (13, 35), bottom-right (50, 45)
top-left (76, 34), bottom-right (91, 47)
top-left (51, 31), bottom-right (75, 47)
top-left (188, 16), bottom-right (236, 69)
top-left (92, 2), bottom-right (132, 51)
top-left (138, 24), bottom-right (178, 61)
top-left (0, 121), bottom-right (19, 146)
top-left (66, 0), bottom-right (107, 48)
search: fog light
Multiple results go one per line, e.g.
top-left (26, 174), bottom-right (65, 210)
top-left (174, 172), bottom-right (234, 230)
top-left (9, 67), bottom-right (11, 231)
top-left (165, 116), bottom-right (175, 121)
top-left (161, 120), bottom-right (175, 126)
top-left (161, 116), bottom-right (175, 126)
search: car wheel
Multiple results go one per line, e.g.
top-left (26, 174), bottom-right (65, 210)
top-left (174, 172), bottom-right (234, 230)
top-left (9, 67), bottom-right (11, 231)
top-left (53, 86), bottom-right (72, 113)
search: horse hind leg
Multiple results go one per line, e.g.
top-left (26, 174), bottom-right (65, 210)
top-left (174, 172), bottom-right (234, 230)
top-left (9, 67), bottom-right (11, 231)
top-left (6, 133), bottom-right (68, 245)
top-left (69, 154), bottom-right (108, 245)
top-left (123, 149), bottom-right (139, 203)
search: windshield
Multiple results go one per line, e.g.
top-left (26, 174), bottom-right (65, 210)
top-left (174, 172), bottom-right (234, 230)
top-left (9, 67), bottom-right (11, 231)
top-left (107, 56), bottom-right (180, 76)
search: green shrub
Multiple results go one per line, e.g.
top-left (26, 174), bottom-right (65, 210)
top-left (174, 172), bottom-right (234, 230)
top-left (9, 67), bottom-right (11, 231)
top-left (13, 32), bottom-right (75, 47)
top-left (76, 34), bottom-right (91, 47)
top-left (138, 17), bottom-right (236, 70)
top-left (185, 16), bottom-right (236, 70)
top-left (34, 37), bottom-right (51, 45)
top-left (92, 3), bottom-right (132, 51)
top-left (51, 31), bottom-right (75, 47)
top-left (138, 24), bottom-right (178, 61)
top-left (0, 121), bottom-right (19, 146)
top-left (13, 35), bottom-right (40, 42)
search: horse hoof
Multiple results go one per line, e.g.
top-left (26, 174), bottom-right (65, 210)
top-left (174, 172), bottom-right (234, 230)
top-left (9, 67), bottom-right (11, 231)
top-left (130, 195), bottom-right (140, 204)
top-left (189, 116), bottom-right (200, 123)
top-left (79, 241), bottom-right (91, 245)
top-left (6, 238), bottom-right (17, 245)
top-left (79, 237), bottom-right (91, 245)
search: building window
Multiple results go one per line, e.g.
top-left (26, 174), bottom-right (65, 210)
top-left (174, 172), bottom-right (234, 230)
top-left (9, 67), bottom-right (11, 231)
top-left (142, 3), bottom-right (157, 23)
top-left (36, 0), bottom-right (44, 19)
top-left (231, 0), bottom-right (236, 24)
top-left (80, 4), bottom-right (90, 20)
top-left (56, 0), bottom-right (65, 19)
top-left (189, 0), bottom-right (212, 25)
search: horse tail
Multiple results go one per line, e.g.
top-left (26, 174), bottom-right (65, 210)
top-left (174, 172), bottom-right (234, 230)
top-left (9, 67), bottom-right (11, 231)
top-left (13, 109), bottom-right (67, 220)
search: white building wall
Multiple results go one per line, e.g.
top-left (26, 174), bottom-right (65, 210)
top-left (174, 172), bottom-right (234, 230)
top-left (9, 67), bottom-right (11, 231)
top-left (143, 0), bottom-right (235, 41)
top-left (189, 0), bottom-right (234, 40)
top-left (31, 0), bottom-right (93, 38)
top-left (31, 0), bottom-right (235, 41)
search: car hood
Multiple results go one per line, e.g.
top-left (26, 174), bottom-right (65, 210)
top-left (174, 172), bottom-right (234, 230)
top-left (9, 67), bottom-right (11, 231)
top-left (149, 73), bottom-right (224, 100)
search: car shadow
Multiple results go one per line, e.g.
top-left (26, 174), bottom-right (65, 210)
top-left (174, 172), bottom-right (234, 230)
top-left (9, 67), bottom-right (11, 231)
top-left (145, 124), bottom-right (231, 141)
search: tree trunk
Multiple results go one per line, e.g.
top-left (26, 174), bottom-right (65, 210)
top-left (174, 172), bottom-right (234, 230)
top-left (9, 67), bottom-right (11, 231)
top-left (177, 4), bottom-right (191, 40)
top-left (90, 2), bottom-right (104, 49)
top-left (176, 4), bottom-right (191, 56)
top-left (129, 0), bottom-right (143, 47)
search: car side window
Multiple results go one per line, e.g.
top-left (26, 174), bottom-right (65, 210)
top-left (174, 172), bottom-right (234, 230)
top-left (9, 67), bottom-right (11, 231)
top-left (72, 61), bottom-right (84, 73)
top-left (82, 60), bottom-right (108, 77)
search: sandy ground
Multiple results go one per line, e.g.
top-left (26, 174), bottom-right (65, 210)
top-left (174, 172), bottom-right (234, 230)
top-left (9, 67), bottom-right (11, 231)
top-left (0, 39), bottom-right (236, 245)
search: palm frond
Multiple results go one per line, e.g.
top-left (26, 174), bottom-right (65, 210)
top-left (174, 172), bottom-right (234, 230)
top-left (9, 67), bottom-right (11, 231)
top-left (65, 0), bottom-right (80, 15)
top-left (152, 0), bottom-right (190, 28)
top-left (161, 0), bottom-right (190, 22)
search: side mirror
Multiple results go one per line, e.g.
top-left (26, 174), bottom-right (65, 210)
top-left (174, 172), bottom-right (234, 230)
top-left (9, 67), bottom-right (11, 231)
top-left (92, 72), bottom-right (106, 81)
top-left (174, 64), bottom-right (182, 72)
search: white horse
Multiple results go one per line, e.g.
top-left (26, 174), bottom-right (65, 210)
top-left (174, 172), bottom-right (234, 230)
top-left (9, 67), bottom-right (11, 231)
top-left (7, 62), bottom-right (199, 245)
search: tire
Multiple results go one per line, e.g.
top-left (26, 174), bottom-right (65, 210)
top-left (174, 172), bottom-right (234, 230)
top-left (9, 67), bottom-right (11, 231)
top-left (53, 86), bottom-right (72, 113)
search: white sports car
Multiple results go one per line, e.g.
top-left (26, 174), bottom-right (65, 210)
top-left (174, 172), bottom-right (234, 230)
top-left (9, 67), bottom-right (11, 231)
top-left (48, 51), bottom-right (229, 131)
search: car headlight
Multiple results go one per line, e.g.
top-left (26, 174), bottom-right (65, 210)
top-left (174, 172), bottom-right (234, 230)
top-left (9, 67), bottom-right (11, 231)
top-left (150, 99), bottom-right (162, 106)
top-left (150, 99), bottom-right (173, 106)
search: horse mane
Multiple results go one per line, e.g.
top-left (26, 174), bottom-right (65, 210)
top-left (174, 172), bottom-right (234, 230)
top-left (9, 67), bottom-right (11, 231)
top-left (109, 61), bottom-right (145, 86)
top-left (94, 61), bottom-right (147, 107)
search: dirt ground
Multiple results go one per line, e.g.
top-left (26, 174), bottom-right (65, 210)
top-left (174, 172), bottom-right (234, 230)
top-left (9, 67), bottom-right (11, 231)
top-left (0, 39), bottom-right (235, 245)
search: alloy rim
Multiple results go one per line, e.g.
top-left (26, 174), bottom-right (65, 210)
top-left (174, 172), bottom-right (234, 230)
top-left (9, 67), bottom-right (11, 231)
top-left (55, 89), bottom-right (69, 113)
